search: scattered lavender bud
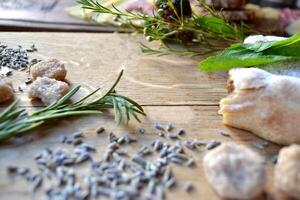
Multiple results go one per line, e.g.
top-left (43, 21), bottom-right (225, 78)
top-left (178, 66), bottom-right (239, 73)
top-left (7, 166), bottom-right (18, 174)
top-left (158, 132), bottom-right (165, 137)
top-left (220, 131), bottom-right (231, 137)
top-left (73, 132), bottom-right (84, 139)
top-left (206, 141), bottom-right (221, 150)
top-left (177, 128), bottom-right (185, 136)
top-left (184, 181), bottom-right (194, 192)
top-left (138, 128), bottom-right (146, 134)
top-left (155, 123), bottom-right (165, 131)
top-left (166, 123), bottom-right (174, 132)
top-left (96, 127), bottom-right (105, 134)
top-left (167, 132), bottom-right (178, 140)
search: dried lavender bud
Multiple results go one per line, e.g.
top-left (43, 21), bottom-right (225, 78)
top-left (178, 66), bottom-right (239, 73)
top-left (177, 128), bottom-right (185, 136)
top-left (132, 154), bottom-right (147, 168)
top-left (271, 155), bottom-right (278, 164)
top-left (220, 131), bottom-right (231, 137)
top-left (206, 141), bottom-right (221, 150)
top-left (252, 142), bottom-right (265, 150)
top-left (109, 132), bottom-right (118, 143)
top-left (183, 181), bottom-right (194, 192)
top-left (76, 153), bottom-right (91, 164)
top-left (73, 139), bottom-right (83, 146)
top-left (186, 158), bottom-right (195, 167)
top-left (117, 136), bottom-right (126, 144)
top-left (96, 127), bottom-right (105, 134)
top-left (184, 140), bottom-right (196, 150)
top-left (166, 123), bottom-right (174, 132)
top-left (158, 132), bottom-right (165, 137)
top-left (73, 132), bottom-right (84, 139)
top-left (7, 166), bottom-right (18, 174)
top-left (167, 132), bottom-right (178, 140)
top-left (138, 128), bottom-right (146, 134)
top-left (61, 136), bottom-right (67, 144)
top-left (32, 175), bottom-right (43, 191)
top-left (155, 123), bottom-right (165, 131)
top-left (165, 177), bottom-right (176, 189)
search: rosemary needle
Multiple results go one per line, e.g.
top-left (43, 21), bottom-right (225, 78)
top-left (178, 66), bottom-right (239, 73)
top-left (0, 70), bottom-right (145, 142)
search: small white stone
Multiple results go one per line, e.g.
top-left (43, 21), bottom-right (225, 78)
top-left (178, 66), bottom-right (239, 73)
top-left (28, 77), bottom-right (70, 105)
top-left (203, 142), bottom-right (267, 199)
top-left (274, 144), bottom-right (300, 199)
top-left (31, 58), bottom-right (67, 81)
top-left (0, 79), bottom-right (14, 103)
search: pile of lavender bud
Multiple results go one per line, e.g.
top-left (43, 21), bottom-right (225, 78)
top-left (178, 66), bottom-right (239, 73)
top-left (6, 123), bottom-right (224, 200)
top-left (0, 43), bottom-right (37, 77)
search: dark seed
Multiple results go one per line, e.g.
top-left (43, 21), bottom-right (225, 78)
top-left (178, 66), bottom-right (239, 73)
top-left (220, 131), bottom-right (230, 137)
top-left (96, 127), bottom-right (105, 134)
top-left (167, 132), bottom-right (178, 140)
top-left (183, 181), bottom-right (194, 192)
top-left (155, 123), bottom-right (165, 131)
top-left (271, 155), bottom-right (278, 164)
top-left (177, 128), bottom-right (185, 136)
top-left (73, 139), bottom-right (83, 146)
top-left (138, 128), bottom-right (146, 134)
top-left (73, 132), bottom-right (84, 139)
top-left (206, 141), bottom-right (221, 150)
top-left (166, 123), bottom-right (174, 132)
top-left (7, 166), bottom-right (18, 174)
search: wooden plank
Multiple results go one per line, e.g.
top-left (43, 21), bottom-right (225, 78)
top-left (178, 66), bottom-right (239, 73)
top-left (0, 106), bottom-right (283, 200)
top-left (1, 32), bottom-right (227, 106)
top-left (0, 0), bottom-right (115, 32)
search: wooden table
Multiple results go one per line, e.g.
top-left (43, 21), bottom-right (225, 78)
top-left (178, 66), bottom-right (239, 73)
top-left (0, 33), bottom-right (285, 200)
top-left (0, 0), bottom-right (114, 32)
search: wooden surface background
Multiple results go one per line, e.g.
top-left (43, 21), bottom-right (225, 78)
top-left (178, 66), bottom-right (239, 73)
top-left (0, 33), bottom-right (287, 200)
top-left (0, 0), bottom-right (115, 32)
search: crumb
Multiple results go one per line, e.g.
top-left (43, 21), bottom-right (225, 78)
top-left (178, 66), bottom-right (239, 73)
top-left (28, 77), bottom-right (70, 105)
top-left (274, 144), bottom-right (300, 199)
top-left (31, 58), bottom-right (67, 81)
top-left (203, 142), bottom-right (267, 199)
top-left (0, 79), bottom-right (14, 103)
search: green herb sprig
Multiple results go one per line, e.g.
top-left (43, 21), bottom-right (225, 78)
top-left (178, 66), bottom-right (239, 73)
top-left (0, 70), bottom-right (145, 142)
top-left (78, 0), bottom-right (249, 56)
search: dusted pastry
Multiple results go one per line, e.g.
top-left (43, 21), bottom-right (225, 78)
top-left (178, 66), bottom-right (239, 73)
top-left (28, 77), bottom-right (70, 105)
top-left (219, 68), bottom-right (300, 145)
top-left (31, 58), bottom-right (67, 81)
top-left (274, 144), bottom-right (300, 199)
top-left (0, 79), bottom-right (14, 103)
top-left (203, 142), bottom-right (267, 199)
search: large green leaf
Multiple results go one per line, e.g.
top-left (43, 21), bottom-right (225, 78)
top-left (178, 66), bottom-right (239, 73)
top-left (199, 33), bottom-right (300, 71)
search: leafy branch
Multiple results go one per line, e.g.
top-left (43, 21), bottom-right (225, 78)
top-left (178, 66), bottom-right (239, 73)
top-left (78, 0), bottom-right (250, 56)
top-left (0, 70), bottom-right (145, 142)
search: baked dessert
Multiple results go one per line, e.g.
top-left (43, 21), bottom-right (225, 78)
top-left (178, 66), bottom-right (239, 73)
top-left (203, 142), bottom-right (267, 199)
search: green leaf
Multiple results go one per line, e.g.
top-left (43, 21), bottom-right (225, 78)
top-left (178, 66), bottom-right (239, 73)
top-left (199, 33), bottom-right (300, 71)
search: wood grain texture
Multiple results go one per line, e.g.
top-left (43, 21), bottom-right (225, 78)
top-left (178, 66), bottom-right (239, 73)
top-left (0, 106), bottom-right (284, 200)
top-left (1, 32), bottom-right (227, 106)
top-left (0, 0), bottom-right (115, 32)
top-left (0, 32), bottom-right (287, 200)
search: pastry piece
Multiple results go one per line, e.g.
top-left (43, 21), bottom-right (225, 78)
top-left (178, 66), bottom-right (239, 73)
top-left (0, 79), bottom-right (14, 103)
top-left (274, 145), bottom-right (300, 199)
top-left (219, 68), bottom-right (300, 145)
top-left (31, 59), bottom-right (67, 81)
top-left (28, 77), bottom-right (70, 105)
top-left (203, 142), bottom-right (267, 199)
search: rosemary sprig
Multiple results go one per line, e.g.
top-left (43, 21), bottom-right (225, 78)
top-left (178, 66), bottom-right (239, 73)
top-left (78, 0), bottom-right (250, 56)
top-left (0, 70), bottom-right (145, 142)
